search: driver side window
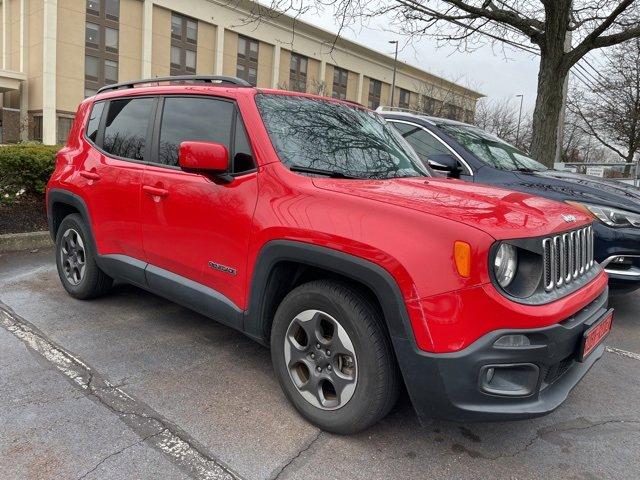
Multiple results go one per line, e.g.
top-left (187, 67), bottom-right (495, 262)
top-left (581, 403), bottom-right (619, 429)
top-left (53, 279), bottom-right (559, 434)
top-left (391, 121), bottom-right (461, 170)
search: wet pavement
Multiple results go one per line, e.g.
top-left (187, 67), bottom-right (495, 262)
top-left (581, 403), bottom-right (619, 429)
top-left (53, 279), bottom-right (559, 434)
top-left (1, 248), bottom-right (639, 480)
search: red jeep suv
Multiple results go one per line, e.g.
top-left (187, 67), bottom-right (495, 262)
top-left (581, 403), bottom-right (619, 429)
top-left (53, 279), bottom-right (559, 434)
top-left (47, 76), bottom-right (612, 434)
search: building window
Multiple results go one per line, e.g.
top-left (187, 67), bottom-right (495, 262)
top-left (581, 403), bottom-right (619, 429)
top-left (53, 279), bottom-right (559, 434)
top-left (398, 89), bottom-right (410, 109)
top-left (85, 0), bottom-right (119, 96)
top-left (332, 67), bottom-right (348, 100)
top-left (57, 116), bottom-right (74, 144)
top-left (236, 36), bottom-right (259, 86)
top-left (289, 53), bottom-right (308, 92)
top-left (33, 116), bottom-right (43, 142)
top-left (368, 79), bottom-right (382, 109)
top-left (170, 12), bottom-right (197, 75)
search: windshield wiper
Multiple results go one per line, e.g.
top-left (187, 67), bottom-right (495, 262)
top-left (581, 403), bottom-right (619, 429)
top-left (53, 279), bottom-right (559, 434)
top-left (514, 167), bottom-right (537, 173)
top-left (289, 165), bottom-right (358, 179)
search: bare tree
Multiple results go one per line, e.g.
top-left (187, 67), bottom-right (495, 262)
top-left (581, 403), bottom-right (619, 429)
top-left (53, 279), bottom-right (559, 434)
top-left (473, 98), bottom-right (532, 150)
top-left (568, 39), bottom-right (640, 172)
top-left (412, 74), bottom-right (480, 123)
top-left (262, 0), bottom-right (640, 168)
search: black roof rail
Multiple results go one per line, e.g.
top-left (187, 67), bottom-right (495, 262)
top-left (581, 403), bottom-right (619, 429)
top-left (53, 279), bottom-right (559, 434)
top-left (96, 75), bottom-right (252, 94)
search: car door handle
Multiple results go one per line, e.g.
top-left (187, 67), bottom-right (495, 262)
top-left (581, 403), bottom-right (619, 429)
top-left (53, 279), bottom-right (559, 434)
top-left (79, 170), bottom-right (101, 181)
top-left (142, 185), bottom-right (169, 198)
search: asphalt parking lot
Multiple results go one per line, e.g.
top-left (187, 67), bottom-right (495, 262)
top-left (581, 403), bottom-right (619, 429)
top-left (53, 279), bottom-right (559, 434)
top-left (1, 248), bottom-right (639, 480)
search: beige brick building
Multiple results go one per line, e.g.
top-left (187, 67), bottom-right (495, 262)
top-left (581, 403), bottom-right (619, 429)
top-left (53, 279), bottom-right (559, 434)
top-left (0, 0), bottom-right (483, 145)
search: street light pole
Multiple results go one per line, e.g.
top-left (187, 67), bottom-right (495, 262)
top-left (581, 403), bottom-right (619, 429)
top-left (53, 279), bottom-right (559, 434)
top-left (515, 94), bottom-right (524, 147)
top-left (389, 40), bottom-right (398, 108)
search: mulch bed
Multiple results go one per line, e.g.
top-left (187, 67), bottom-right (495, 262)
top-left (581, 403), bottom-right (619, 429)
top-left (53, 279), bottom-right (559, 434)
top-left (0, 195), bottom-right (48, 235)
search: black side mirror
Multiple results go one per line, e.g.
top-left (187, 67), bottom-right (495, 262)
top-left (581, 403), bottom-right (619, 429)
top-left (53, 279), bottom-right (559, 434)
top-left (428, 153), bottom-right (462, 178)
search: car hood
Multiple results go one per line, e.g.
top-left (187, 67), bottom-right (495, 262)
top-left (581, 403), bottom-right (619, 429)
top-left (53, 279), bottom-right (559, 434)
top-left (521, 170), bottom-right (640, 212)
top-left (313, 177), bottom-right (592, 240)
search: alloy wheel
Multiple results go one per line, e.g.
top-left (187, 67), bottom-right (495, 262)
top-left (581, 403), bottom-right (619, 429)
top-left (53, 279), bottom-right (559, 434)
top-left (284, 309), bottom-right (358, 410)
top-left (59, 228), bottom-right (86, 286)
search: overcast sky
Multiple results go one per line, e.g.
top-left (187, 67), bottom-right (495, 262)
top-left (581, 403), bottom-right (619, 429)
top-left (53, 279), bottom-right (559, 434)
top-left (292, 9), bottom-right (542, 113)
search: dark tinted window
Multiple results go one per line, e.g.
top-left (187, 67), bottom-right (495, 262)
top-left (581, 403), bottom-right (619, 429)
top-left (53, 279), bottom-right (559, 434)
top-left (256, 94), bottom-right (428, 179)
top-left (86, 101), bottom-right (105, 142)
top-left (157, 97), bottom-right (233, 167)
top-left (392, 122), bottom-right (452, 163)
top-left (233, 115), bottom-right (255, 173)
top-left (103, 98), bottom-right (154, 160)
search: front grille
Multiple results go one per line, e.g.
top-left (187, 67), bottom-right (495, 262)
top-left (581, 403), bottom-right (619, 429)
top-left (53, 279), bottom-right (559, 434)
top-left (543, 225), bottom-right (594, 292)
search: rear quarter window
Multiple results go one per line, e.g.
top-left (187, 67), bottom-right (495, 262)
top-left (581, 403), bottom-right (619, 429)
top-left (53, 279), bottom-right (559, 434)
top-left (86, 101), bottom-right (105, 143)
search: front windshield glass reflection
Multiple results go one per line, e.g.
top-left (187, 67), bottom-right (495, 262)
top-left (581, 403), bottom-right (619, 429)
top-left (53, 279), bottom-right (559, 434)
top-left (256, 94), bottom-right (430, 179)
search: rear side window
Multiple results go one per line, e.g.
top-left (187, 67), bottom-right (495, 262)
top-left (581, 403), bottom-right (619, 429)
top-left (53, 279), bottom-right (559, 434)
top-left (158, 97), bottom-right (234, 167)
top-left (86, 101), bottom-right (105, 143)
top-left (103, 97), bottom-right (155, 161)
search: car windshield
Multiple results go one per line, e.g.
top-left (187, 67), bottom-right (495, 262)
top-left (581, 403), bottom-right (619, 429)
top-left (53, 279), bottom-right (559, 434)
top-left (437, 123), bottom-right (547, 172)
top-left (256, 94), bottom-right (430, 179)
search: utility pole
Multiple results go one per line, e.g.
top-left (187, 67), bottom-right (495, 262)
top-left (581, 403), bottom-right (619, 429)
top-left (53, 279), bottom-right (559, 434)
top-left (515, 94), bottom-right (524, 148)
top-left (389, 40), bottom-right (398, 108)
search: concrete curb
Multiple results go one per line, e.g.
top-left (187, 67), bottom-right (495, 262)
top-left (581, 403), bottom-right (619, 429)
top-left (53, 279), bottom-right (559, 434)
top-left (0, 231), bottom-right (52, 253)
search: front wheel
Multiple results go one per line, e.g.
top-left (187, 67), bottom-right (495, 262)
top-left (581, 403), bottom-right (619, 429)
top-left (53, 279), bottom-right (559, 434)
top-left (271, 280), bottom-right (399, 434)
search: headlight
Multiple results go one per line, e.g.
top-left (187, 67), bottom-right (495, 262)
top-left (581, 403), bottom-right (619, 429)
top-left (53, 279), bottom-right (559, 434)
top-left (494, 243), bottom-right (518, 288)
top-left (571, 202), bottom-right (640, 228)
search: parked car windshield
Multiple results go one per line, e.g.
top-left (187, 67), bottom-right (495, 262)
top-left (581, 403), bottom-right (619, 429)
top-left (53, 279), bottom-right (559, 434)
top-left (256, 94), bottom-right (430, 179)
top-left (437, 123), bottom-right (547, 172)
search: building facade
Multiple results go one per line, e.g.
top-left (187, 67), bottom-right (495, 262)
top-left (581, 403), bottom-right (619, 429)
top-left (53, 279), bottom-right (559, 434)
top-left (0, 0), bottom-right (483, 145)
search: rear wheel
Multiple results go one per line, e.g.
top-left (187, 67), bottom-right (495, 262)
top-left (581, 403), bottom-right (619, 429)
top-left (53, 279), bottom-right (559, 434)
top-left (55, 213), bottom-right (113, 299)
top-left (271, 280), bottom-right (399, 434)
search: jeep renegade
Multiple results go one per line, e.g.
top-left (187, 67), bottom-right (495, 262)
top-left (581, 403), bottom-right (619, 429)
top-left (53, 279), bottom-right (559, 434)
top-left (47, 76), bottom-right (613, 434)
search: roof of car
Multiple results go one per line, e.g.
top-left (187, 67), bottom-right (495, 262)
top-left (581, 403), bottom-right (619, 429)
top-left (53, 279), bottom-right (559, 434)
top-left (376, 107), bottom-right (474, 128)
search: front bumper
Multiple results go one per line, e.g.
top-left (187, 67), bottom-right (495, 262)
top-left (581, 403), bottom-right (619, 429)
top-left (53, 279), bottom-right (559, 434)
top-left (594, 223), bottom-right (640, 293)
top-left (397, 288), bottom-right (610, 422)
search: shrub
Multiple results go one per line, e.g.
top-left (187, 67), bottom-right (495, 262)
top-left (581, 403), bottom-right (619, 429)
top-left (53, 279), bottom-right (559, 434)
top-left (0, 143), bottom-right (59, 202)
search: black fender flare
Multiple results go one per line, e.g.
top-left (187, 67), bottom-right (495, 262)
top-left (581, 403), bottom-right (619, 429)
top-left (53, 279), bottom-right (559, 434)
top-left (243, 240), bottom-right (416, 347)
top-left (47, 189), bottom-right (96, 252)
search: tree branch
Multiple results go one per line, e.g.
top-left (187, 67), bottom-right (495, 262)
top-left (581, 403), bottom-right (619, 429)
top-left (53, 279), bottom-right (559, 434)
top-left (422, 0), bottom-right (544, 39)
top-left (568, 0), bottom-right (640, 65)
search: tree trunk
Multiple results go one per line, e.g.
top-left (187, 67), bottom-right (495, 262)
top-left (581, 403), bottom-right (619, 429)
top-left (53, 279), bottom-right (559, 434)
top-left (530, 52), bottom-right (568, 168)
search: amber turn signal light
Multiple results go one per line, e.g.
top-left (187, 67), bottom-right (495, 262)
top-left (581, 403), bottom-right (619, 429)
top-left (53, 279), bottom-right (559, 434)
top-left (454, 241), bottom-right (471, 278)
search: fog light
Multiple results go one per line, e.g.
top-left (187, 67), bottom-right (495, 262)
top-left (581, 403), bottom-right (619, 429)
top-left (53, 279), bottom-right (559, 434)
top-left (479, 363), bottom-right (539, 397)
top-left (494, 334), bottom-right (531, 348)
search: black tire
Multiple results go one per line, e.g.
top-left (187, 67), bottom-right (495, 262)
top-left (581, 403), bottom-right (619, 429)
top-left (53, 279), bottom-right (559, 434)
top-left (271, 279), bottom-right (400, 434)
top-left (55, 213), bottom-right (113, 299)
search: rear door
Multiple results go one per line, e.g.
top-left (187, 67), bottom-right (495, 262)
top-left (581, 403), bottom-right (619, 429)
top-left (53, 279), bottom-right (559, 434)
top-left (80, 96), bottom-right (156, 261)
top-left (140, 95), bottom-right (258, 310)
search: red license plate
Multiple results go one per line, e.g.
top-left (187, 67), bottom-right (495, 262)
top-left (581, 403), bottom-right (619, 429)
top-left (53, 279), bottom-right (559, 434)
top-left (579, 310), bottom-right (614, 361)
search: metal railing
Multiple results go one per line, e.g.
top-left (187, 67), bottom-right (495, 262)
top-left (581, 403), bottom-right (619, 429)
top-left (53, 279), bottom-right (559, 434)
top-left (562, 161), bottom-right (640, 188)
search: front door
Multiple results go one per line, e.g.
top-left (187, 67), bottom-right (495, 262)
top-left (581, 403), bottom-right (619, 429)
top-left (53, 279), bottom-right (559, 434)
top-left (389, 120), bottom-right (473, 181)
top-left (140, 95), bottom-right (258, 310)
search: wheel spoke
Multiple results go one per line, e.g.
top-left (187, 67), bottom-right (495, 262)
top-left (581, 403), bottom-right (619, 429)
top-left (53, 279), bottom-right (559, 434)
top-left (328, 325), bottom-right (356, 358)
top-left (285, 340), bottom-right (308, 368)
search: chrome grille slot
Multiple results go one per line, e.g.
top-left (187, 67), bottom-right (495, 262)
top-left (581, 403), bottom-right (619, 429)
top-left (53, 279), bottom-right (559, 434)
top-left (542, 225), bottom-right (595, 292)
